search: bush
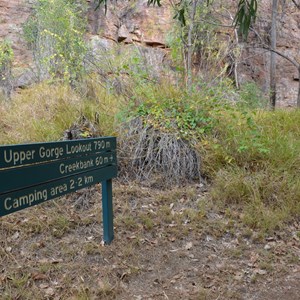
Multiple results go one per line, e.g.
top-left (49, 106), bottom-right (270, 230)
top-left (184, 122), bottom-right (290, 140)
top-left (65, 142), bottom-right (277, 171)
top-left (0, 81), bottom-right (121, 144)
top-left (23, 0), bottom-right (87, 84)
top-left (119, 117), bottom-right (201, 185)
top-left (118, 81), bottom-right (220, 185)
top-left (0, 40), bottom-right (14, 99)
top-left (238, 82), bottom-right (268, 109)
top-left (205, 109), bottom-right (300, 232)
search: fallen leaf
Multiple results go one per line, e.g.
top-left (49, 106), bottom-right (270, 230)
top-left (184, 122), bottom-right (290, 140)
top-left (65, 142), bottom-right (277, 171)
top-left (32, 273), bottom-right (48, 281)
top-left (172, 274), bottom-right (183, 280)
top-left (185, 242), bottom-right (193, 250)
top-left (11, 232), bottom-right (20, 240)
top-left (255, 269), bottom-right (267, 275)
top-left (169, 248), bottom-right (180, 252)
top-left (51, 258), bottom-right (63, 264)
top-left (128, 235), bottom-right (137, 239)
top-left (234, 272), bottom-right (243, 280)
top-left (264, 244), bottom-right (272, 250)
top-left (98, 279), bottom-right (105, 289)
top-left (45, 287), bottom-right (55, 296)
top-left (204, 281), bottom-right (215, 288)
top-left (38, 258), bottom-right (49, 264)
top-left (249, 252), bottom-right (259, 266)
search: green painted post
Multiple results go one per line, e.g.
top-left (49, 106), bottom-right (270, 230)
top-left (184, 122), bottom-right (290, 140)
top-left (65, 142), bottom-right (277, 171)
top-left (102, 179), bottom-right (114, 244)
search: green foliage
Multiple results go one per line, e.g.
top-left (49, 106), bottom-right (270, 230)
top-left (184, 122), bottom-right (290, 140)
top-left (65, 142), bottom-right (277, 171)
top-left (129, 82), bottom-right (217, 140)
top-left (166, 1), bottom-right (233, 86)
top-left (0, 40), bottom-right (14, 84)
top-left (124, 77), bottom-right (298, 231)
top-left (238, 82), bottom-right (268, 109)
top-left (126, 78), bottom-right (265, 143)
top-left (204, 109), bottom-right (300, 232)
top-left (84, 43), bottom-right (160, 100)
top-left (0, 40), bottom-right (13, 70)
top-left (23, 0), bottom-right (87, 83)
top-left (234, 0), bottom-right (258, 39)
top-left (120, 48), bottom-right (154, 86)
top-left (0, 40), bottom-right (14, 99)
top-left (166, 31), bottom-right (184, 73)
top-left (0, 80), bottom-right (121, 144)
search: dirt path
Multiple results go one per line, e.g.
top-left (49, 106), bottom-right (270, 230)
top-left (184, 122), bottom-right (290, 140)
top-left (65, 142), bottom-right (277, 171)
top-left (0, 183), bottom-right (299, 299)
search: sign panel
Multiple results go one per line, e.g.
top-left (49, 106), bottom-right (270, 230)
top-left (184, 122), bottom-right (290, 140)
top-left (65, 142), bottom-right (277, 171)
top-left (0, 137), bottom-right (116, 168)
top-left (0, 137), bottom-right (117, 244)
top-left (0, 165), bottom-right (117, 217)
top-left (0, 151), bottom-right (116, 194)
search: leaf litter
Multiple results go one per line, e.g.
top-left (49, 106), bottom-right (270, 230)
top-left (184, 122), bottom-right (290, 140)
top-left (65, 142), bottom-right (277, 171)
top-left (0, 182), bottom-right (299, 299)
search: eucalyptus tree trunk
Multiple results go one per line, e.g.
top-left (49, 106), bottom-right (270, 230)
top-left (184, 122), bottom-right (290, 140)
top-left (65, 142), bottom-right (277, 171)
top-left (297, 67), bottom-right (300, 108)
top-left (270, 0), bottom-right (278, 108)
top-left (186, 0), bottom-right (198, 90)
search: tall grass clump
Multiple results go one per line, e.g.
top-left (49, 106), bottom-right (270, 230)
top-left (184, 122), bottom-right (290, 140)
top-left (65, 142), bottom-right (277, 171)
top-left (0, 81), bottom-right (121, 144)
top-left (118, 78), bottom-right (240, 185)
top-left (205, 109), bottom-right (300, 232)
top-left (118, 80), bottom-right (222, 185)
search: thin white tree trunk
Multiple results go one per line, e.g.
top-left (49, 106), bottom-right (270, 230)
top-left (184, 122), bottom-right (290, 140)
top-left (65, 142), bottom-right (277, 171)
top-left (297, 67), bottom-right (300, 108)
top-left (186, 0), bottom-right (198, 90)
top-left (270, 0), bottom-right (278, 108)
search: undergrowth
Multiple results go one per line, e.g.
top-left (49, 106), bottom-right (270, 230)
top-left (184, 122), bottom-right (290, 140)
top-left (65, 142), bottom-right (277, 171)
top-left (121, 80), bottom-right (300, 232)
top-left (0, 80), bottom-right (121, 144)
top-left (0, 76), bottom-right (299, 232)
top-left (203, 109), bottom-right (300, 232)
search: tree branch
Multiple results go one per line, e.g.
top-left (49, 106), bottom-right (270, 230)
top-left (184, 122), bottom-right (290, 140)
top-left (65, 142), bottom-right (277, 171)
top-left (245, 45), bottom-right (299, 69)
top-left (292, 0), bottom-right (300, 10)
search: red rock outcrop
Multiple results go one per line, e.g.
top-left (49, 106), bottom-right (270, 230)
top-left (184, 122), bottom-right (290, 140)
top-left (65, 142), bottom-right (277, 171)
top-left (0, 0), bottom-right (32, 67)
top-left (0, 0), bottom-right (299, 106)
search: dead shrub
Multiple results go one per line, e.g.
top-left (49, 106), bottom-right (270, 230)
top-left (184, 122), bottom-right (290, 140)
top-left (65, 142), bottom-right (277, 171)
top-left (118, 117), bottom-right (201, 186)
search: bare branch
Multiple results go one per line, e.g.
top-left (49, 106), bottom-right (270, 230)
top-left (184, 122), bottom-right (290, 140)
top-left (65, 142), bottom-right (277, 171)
top-left (246, 45), bottom-right (299, 68)
top-left (292, 0), bottom-right (300, 10)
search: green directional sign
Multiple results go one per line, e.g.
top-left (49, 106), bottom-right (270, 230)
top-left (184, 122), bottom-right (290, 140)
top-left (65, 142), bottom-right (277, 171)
top-left (0, 165), bottom-right (117, 217)
top-left (0, 137), bottom-right (116, 168)
top-left (0, 137), bottom-right (117, 244)
top-left (0, 151), bottom-right (116, 194)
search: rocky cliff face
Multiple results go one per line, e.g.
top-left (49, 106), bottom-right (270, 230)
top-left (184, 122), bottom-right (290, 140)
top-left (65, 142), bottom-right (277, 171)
top-left (0, 0), bottom-right (32, 66)
top-left (238, 1), bottom-right (300, 107)
top-left (1, 0), bottom-right (299, 106)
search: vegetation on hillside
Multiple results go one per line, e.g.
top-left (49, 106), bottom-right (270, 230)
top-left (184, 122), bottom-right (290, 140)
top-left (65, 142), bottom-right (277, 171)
top-left (0, 40), bottom-right (14, 99)
top-left (1, 0), bottom-right (299, 234)
top-left (0, 2), bottom-right (300, 298)
top-left (23, 0), bottom-right (87, 83)
top-left (1, 75), bottom-right (299, 232)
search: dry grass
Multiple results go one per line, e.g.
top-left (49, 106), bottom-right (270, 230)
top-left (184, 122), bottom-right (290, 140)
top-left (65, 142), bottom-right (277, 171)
top-left (203, 109), bottom-right (300, 232)
top-left (0, 81), bottom-right (122, 144)
top-left (0, 182), bottom-right (299, 299)
top-left (119, 117), bottom-right (201, 186)
top-left (1, 76), bottom-right (300, 298)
